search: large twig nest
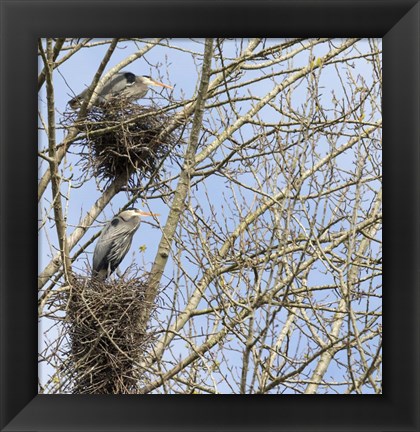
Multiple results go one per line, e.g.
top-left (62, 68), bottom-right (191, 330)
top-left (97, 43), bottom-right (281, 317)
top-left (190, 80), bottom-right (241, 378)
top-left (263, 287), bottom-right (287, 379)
top-left (63, 275), bottom-right (155, 394)
top-left (65, 101), bottom-right (182, 188)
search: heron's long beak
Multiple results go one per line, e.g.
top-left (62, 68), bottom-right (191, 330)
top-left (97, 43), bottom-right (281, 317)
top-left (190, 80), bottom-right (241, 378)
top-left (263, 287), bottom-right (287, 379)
top-left (151, 79), bottom-right (173, 89)
top-left (136, 210), bottom-right (160, 217)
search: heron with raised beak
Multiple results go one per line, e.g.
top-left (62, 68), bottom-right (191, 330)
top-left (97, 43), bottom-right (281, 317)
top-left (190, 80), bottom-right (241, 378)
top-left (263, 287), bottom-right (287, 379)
top-left (92, 208), bottom-right (158, 281)
top-left (69, 72), bottom-right (173, 109)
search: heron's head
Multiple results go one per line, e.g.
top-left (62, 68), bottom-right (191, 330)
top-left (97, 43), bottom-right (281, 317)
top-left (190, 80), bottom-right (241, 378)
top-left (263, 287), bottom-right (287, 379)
top-left (119, 208), bottom-right (159, 220)
top-left (140, 75), bottom-right (173, 89)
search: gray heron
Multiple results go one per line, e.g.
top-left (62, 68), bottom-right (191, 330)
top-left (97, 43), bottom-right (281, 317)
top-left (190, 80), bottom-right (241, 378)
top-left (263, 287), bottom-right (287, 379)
top-left (92, 208), bottom-right (158, 281)
top-left (69, 72), bottom-right (173, 109)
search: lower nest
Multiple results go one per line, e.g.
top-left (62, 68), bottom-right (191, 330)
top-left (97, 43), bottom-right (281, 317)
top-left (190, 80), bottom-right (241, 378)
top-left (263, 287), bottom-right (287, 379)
top-left (64, 276), bottom-right (153, 394)
top-left (66, 102), bottom-right (182, 188)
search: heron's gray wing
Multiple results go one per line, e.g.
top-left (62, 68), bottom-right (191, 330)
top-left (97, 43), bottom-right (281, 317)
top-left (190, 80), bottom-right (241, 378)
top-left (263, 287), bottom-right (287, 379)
top-left (99, 73), bottom-right (130, 102)
top-left (69, 72), bottom-right (135, 108)
top-left (68, 87), bottom-right (89, 109)
top-left (68, 85), bottom-right (104, 108)
top-left (92, 217), bottom-right (138, 275)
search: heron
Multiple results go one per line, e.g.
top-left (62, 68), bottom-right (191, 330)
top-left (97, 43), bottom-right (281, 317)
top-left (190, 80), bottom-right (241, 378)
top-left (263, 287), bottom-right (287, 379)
top-left (92, 208), bottom-right (158, 281)
top-left (69, 72), bottom-right (173, 109)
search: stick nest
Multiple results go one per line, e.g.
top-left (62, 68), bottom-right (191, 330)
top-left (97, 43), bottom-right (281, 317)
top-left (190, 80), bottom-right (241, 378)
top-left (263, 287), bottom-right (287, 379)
top-left (65, 101), bottom-right (182, 188)
top-left (64, 276), bottom-right (154, 394)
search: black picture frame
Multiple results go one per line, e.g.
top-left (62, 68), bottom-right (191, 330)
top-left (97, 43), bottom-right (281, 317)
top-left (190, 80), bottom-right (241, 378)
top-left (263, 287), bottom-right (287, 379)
top-left (1, 1), bottom-right (418, 431)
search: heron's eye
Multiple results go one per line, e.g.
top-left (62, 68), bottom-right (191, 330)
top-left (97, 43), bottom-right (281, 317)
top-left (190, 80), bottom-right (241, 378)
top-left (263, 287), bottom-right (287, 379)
top-left (111, 218), bottom-right (120, 227)
top-left (124, 72), bottom-right (136, 83)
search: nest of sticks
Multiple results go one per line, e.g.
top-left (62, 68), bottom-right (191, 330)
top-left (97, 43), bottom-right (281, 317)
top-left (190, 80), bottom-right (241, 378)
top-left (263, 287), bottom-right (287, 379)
top-left (63, 275), bottom-right (154, 394)
top-left (65, 101), bottom-right (182, 188)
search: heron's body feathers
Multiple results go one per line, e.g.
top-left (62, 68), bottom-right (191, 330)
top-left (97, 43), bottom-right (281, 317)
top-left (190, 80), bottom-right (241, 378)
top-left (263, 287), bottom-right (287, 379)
top-left (91, 211), bottom-right (141, 280)
top-left (68, 72), bottom-right (171, 109)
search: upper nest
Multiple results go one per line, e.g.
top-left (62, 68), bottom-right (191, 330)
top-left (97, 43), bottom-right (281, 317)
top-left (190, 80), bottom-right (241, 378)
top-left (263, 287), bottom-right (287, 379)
top-left (63, 275), bottom-right (155, 394)
top-left (64, 101), bottom-right (182, 188)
